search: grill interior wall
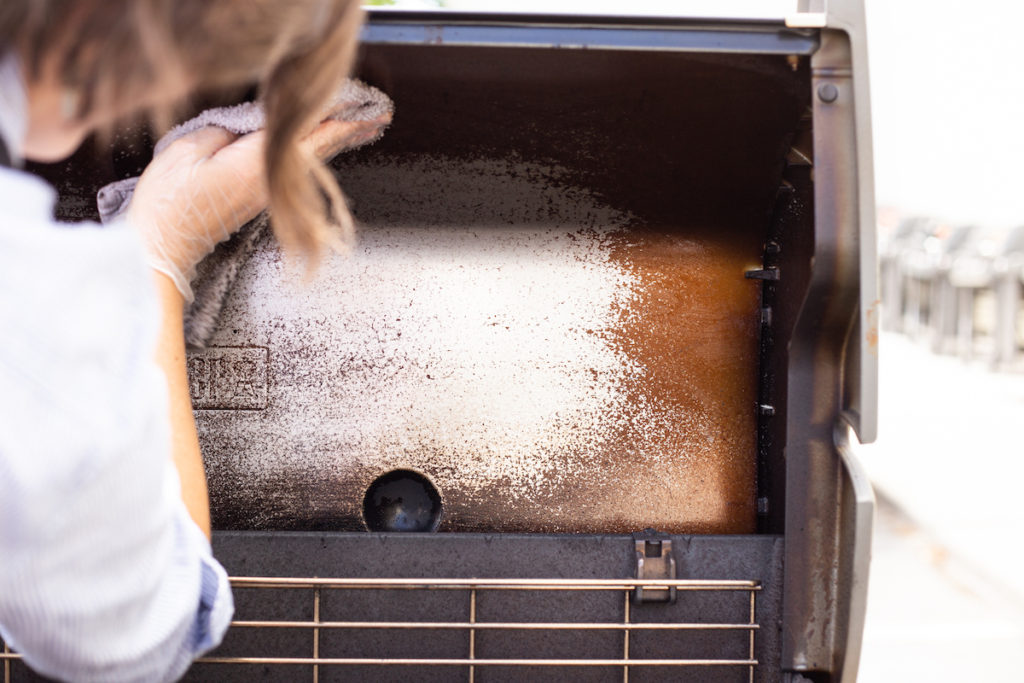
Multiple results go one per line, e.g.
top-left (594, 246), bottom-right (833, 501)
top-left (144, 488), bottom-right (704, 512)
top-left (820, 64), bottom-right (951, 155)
top-left (25, 45), bottom-right (811, 536)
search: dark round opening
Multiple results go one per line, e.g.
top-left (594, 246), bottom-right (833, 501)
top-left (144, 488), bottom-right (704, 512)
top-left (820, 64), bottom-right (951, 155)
top-left (362, 469), bottom-right (442, 532)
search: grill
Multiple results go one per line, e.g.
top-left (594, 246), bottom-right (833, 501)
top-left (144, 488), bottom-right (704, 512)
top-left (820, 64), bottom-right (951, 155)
top-left (206, 576), bottom-right (759, 677)
top-left (1, 576), bottom-right (760, 683)
top-left (14, 6), bottom-right (878, 682)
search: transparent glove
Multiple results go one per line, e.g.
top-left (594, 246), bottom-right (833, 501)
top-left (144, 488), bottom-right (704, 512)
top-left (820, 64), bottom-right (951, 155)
top-left (127, 114), bottom-right (389, 302)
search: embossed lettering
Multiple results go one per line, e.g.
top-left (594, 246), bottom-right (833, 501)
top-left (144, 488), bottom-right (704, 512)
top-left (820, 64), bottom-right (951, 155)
top-left (186, 347), bottom-right (268, 410)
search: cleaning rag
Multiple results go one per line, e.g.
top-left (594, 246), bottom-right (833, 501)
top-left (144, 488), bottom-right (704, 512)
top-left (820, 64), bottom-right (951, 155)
top-left (98, 79), bottom-right (393, 348)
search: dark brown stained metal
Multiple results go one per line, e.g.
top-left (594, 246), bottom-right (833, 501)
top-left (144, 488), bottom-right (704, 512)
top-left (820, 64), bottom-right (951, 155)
top-left (185, 45), bottom-right (807, 535)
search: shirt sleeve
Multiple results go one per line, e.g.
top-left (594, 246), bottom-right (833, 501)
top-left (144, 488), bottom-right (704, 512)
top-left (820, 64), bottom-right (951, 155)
top-left (0, 175), bottom-right (233, 682)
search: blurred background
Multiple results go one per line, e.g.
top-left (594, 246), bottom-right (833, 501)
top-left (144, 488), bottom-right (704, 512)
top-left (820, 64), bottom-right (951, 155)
top-left (851, 1), bottom-right (1024, 680)
top-left (364, 2), bottom-right (1024, 679)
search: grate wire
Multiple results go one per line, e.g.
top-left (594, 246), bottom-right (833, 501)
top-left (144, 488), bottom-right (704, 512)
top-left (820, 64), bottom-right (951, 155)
top-left (1, 576), bottom-right (761, 681)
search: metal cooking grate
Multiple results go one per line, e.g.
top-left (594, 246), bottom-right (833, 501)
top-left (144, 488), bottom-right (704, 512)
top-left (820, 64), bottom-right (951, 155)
top-left (2, 576), bottom-right (761, 682)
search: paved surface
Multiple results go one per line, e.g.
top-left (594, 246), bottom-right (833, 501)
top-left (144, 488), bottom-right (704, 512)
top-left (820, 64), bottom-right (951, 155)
top-left (859, 496), bottom-right (1024, 681)
top-left (858, 332), bottom-right (1024, 681)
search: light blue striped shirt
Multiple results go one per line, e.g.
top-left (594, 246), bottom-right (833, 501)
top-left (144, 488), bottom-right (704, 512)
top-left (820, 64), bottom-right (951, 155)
top-left (0, 58), bottom-right (233, 681)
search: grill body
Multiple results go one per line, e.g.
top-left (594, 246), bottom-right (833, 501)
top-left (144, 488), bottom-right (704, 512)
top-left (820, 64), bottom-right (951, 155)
top-left (8, 6), bottom-right (877, 683)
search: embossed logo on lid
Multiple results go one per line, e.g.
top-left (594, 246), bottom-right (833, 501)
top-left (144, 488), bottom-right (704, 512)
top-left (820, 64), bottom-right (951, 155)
top-left (187, 347), bottom-right (268, 410)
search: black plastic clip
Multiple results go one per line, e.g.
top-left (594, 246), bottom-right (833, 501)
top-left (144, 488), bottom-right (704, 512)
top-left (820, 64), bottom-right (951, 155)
top-left (745, 267), bottom-right (780, 281)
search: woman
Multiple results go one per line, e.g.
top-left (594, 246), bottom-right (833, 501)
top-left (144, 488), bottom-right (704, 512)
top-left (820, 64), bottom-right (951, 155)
top-left (0, 1), bottom-right (369, 680)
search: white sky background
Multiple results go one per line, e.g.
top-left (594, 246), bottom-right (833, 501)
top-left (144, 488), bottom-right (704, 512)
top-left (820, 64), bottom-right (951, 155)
top-left (373, 0), bottom-right (1024, 228)
top-left (865, 0), bottom-right (1024, 228)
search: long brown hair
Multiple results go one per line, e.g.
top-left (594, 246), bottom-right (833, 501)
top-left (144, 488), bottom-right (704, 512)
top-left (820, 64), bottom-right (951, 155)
top-left (0, 0), bottom-right (364, 257)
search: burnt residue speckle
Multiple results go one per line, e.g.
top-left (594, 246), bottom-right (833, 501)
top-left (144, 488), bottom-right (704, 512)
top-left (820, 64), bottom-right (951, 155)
top-left (196, 156), bottom-right (760, 534)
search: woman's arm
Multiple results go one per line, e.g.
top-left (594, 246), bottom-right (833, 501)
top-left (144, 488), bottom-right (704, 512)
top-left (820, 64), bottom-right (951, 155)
top-left (0, 172), bottom-right (232, 682)
top-left (153, 272), bottom-right (211, 537)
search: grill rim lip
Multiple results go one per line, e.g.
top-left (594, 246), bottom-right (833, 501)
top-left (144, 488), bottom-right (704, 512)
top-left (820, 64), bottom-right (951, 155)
top-left (228, 576), bottom-right (762, 589)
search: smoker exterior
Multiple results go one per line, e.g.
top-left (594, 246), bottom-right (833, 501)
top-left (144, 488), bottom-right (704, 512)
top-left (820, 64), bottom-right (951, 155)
top-left (3, 2), bottom-right (876, 682)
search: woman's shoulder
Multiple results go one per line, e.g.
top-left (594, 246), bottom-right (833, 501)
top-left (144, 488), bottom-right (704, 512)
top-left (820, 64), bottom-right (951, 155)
top-left (0, 166), bottom-right (148, 273)
top-left (0, 166), bottom-right (157, 343)
top-left (0, 166), bottom-right (56, 221)
top-left (0, 163), bottom-right (160, 451)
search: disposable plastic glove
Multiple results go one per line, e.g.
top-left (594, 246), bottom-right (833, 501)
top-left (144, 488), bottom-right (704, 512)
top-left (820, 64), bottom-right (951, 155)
top-left (127, 114), bottom-right (389, 302)
top-left (127, 127), bottom-right (266, 301)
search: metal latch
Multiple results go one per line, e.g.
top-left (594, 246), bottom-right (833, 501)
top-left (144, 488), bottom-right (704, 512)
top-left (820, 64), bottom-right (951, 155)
top-left (633, 529), bottom-right (677, 604)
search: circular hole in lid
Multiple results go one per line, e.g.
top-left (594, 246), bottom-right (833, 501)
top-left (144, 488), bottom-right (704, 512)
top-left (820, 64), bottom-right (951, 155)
top-left (362, 469), bottom-right (442, 532)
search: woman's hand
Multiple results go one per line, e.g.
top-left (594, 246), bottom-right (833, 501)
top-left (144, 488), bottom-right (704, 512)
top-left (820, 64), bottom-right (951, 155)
top-left (127, 127), bottom-right (267, 302)
top-left (128, 113), bottom-right (389, 302)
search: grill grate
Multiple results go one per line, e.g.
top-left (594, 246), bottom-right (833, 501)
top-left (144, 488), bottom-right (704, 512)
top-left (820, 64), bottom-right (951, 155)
top-left (2, 577), bottom-right (760, 682)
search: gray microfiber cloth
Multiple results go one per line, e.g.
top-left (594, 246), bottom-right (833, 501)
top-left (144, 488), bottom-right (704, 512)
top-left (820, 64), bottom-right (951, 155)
top-left (98, 79), bottom-right (393, 348)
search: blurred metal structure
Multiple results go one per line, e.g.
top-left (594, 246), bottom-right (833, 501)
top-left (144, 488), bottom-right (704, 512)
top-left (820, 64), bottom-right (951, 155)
top-left (879, 216), bottom-right (935, 333)
top-left (993, 226), bottom-right (1024, 367)
top-left (898, 223), bottom-right (977, 349)
top-left (948, 225), bottom-right (1024, 365)
top-left (883, 219), bottom-right (1024, 369)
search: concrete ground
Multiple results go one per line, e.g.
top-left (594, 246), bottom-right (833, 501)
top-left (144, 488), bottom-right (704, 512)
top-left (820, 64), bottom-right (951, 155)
top-left (857, 332), bottom-right (1024, 681)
